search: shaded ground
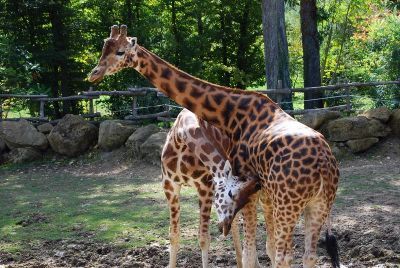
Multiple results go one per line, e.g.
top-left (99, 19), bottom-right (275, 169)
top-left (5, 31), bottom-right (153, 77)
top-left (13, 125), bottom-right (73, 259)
top-left (0, 138), bottom-right (399, 267)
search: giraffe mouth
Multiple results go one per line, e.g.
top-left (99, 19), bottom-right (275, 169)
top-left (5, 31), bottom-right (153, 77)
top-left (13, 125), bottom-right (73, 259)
top-left (88, 67), bottom-right (105, 83)
top-left (88, 75), bottom-right (103, 84)
top-left (218, 219), bottom-right (232, 237)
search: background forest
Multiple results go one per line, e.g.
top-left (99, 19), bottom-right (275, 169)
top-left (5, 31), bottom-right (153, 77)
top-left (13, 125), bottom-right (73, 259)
top-left (0, 0), bottom-right (399, 118)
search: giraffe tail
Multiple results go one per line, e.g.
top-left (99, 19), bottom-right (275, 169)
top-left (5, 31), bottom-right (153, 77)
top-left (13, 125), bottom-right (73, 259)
top-left (325, 216), bottom-right (340, 268)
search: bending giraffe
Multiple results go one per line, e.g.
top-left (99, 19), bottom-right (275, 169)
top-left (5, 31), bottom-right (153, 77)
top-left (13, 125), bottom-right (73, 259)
top-left (89, 25), bottom-right (341, 268)
top-left (161, 108), bottom-right (260, 268)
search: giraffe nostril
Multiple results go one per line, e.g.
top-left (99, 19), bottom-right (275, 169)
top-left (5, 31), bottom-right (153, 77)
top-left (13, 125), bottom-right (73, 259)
top-left (92, 69), bottom-right (99, 75)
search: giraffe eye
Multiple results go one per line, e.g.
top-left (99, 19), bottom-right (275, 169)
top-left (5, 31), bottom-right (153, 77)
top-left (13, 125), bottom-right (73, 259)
top-left (116, 51), bottom-right (125, 56)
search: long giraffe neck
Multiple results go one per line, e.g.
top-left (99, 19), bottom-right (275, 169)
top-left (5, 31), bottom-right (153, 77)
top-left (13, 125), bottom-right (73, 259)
top-left (132, 45), bottom-right (285, 135)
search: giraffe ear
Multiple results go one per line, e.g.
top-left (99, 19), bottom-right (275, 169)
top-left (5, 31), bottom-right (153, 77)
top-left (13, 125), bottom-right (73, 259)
top-left (130, 37), bottom-right (137, 47)
top-left (223, 161), bottom-right (233, 178)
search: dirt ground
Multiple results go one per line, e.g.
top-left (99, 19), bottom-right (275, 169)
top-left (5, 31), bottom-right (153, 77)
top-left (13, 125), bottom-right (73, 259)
top-left (0, 137), bottom-right (399, 268)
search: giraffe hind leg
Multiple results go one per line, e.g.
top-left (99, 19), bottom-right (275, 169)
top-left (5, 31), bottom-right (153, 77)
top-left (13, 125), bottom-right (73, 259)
top-left (273, 203), bottom-right (303, 268)
top-left (303, 198), bottom-right (332, 268)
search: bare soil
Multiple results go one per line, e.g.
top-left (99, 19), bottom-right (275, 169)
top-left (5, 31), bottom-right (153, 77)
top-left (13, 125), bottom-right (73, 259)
top-left (1, 138), bottom-right (399, 268)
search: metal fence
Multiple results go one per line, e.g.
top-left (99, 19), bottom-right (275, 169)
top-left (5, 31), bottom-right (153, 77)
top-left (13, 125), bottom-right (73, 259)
top-left (0, 80), bottom-right (399, 123)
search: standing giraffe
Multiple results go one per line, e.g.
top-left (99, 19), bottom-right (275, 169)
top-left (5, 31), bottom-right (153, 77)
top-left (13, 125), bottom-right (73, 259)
top-left (89, 25), bottom-right (341, 268)
top-left (161, 108), bottom-right (260, 268)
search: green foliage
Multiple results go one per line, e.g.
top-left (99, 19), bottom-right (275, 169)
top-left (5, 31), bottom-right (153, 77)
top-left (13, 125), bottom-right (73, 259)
top-left (0, 0), bottom-right (398, 116)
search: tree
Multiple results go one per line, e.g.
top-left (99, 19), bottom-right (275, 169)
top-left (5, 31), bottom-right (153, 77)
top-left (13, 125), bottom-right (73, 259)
top-left (300, 0), bottom-right (323, 108)
top-left (261, 0), bottom-right (293, 110)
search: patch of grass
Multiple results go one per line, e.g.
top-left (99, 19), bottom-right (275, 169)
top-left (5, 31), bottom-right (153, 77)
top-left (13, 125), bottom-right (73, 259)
top-left (334, 172), bottom-right (395, 207)
top-left (0, 160), bottom-right (217, 253)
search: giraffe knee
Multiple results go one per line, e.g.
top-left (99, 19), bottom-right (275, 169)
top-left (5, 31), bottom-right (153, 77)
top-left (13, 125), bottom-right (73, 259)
top-left (275, 252), bottom-right (292, 268)
top-left (199, 236), bottom-right (210, 250)
top-left (169, 232), bottom-right (180, 246)
top-left (303, 253), bottom-right (318, 268)
top-left (266, 241), bottom-right (275, 263)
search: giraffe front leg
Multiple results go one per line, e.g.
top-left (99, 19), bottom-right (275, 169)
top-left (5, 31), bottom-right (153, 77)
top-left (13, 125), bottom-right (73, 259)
top-left (260, 193), bottom-right (276, 267)
top-left (241, 194), bottom-right (259, 268)
top-left (163, 178), bottom-right (181, 268)
top-left (197, 189), bottom-right (213, 268)
top-left (231, 215), bottom-right (243, 268)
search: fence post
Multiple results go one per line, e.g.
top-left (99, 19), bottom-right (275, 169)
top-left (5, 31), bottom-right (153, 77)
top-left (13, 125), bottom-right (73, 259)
top-left (276, 80), bottom-right (283, 106)
top-left (132, 96), bottom-right (138, 117)
top-left (39, 100), bottom-right (45, 119)
top-left (345, 87), bottom-right (351, 115)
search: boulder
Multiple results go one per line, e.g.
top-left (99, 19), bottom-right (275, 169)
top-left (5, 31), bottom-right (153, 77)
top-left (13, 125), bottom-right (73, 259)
top-left (98, 120), bottom-right (136, 151)
top-left (7, 148), bottom-right (42, 164)
top-left (361, 107), bottom-right (391, 123)
top-left (389, 109), bottom-right (400, 136)
top-left (48, 114), bottom-right (98, 157)
top-left (0, 137), bottom-right (7, 154)
top-left (330, 142), bottom-right (351, 159)
top-left (140, 132), bottom-right (168, 165)
top-left (37, 123), bottom-right (54, 134)
top-left (0, 120), bottom-right (48, 150)
top-left (325, 116), bottom-right (391, 142)
top-left (346, 138), bottom-right (379, 153)
top-left (125, 124), bottom-right (160, 155)
top-left (298, 110), bottom-right (341, 130)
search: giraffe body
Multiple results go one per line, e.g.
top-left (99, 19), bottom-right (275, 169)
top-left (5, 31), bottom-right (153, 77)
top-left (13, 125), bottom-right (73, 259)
top-left (89, 25), bottom-right (340, 268)
top-left (161, 109), bottom-right (260, 268)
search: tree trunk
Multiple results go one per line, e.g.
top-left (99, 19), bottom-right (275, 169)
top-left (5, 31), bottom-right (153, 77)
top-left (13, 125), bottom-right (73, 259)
top-left (261, 0), bottom-right (293, 109)
top-left (123, 0), bottom-right (133, 30)
top-left (236, 0), bottom-right (251, 89)
top-left (220, 12), bottom-right (230, 86)
top-left (300, 0), bottom-right (323, 109)
top-left (48, 1), bottom-right (73, 115)
top-left (170, 0), bottom-right (181, 65)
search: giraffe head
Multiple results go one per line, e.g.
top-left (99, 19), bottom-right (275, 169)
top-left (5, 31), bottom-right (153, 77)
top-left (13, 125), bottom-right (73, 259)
top-left (214, 161), bottom-right (261, 236)
top-left (88, 25), bottom-right (138, 83)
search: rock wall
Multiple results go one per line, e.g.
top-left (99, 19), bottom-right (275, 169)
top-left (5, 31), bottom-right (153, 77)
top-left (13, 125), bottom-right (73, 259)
top-left (1, 107), bottom-right (399, 165)
top-left (299, 107), bottom-right (399, 154)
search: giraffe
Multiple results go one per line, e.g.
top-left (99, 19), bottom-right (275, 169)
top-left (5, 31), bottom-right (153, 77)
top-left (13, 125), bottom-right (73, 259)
top-left (88, 25), bottom-right (341, 268)
top-left (161, 108), bottom-right (260, 268)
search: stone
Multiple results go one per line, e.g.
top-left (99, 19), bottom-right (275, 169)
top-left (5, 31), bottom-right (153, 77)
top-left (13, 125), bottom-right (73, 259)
top-left (37, 123), bottom-right (54, 134)
top-left (125, 124), bottom-right (160, 155)
top-left (389, 109), bottom-right (400, 136)
top-left (298, 110), bottom-right (341, 130)
top-left (325, 116), bottom-right (391, 142)
top-left (346, 138), bottom-right (379, 153)
top-left (0, 137), bottom-right (7, 154)
top-left (0, 120), bottom-right (48, 150)
top-left (140, 132), bottom-right (168, 165)
top-left (7, 148), bottom-right (42, 164)
top-left (98, 120), bottom-right (136, 151)
top-left (48, 114), bottom-right (98, 157)
top-left (361, 107), bottom-right (391, 123)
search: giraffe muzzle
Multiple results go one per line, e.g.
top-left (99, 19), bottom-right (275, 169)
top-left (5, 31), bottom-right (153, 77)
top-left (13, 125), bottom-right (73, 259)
top-left (88, 67), bottom-right (105, 83)
top-left (218, 219), bottom-right (232, 237)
